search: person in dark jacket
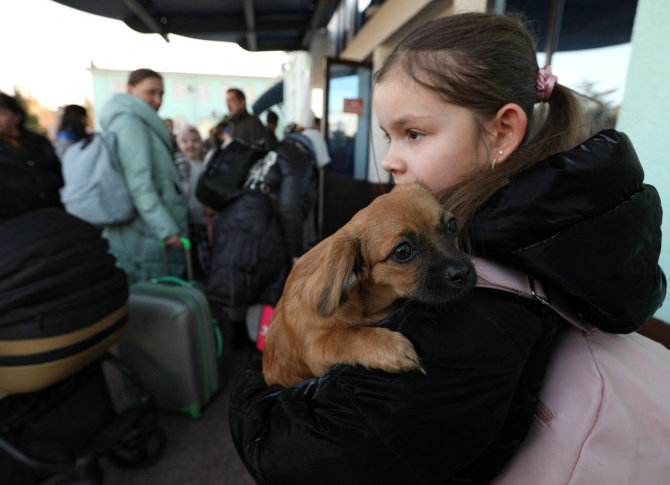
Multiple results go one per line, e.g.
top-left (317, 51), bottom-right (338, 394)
top-left (265, 110), bottom-right (279, 149)
top-left (226, 88), bottom-right (268, 148)
top-left (228, 12), bottom-right (666, 485)
top-left (0, 92), bottom-right (63, 222)
top-left (207, 133), bottom-right (318, 311)
top-left (54, 104), bottom-right (88, 160)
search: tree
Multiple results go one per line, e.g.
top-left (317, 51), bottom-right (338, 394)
top-left (12, 87), bottom-right (46, 135)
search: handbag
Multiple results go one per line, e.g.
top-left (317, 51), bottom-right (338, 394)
top-left (471, 258), bottom-right (670, 485)
top-left (195, 140), bottom-right (267, 211)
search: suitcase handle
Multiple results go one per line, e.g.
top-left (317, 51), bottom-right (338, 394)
top-left (159, 237), bottom-right (194, 281)
top-left (153, 276), bottom-right (192, 287)
top-left (214, 325), bottom-right (223, 357)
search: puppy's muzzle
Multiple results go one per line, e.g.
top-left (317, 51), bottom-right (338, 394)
top-left (444, 261), bottom-right (473, 287)
top-left (419, 256), bottom-right (476, 304)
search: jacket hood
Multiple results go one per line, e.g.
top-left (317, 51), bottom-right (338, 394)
top-left (469, 129), bottom-right (666, 332)
top-left (99, 93), bottom-right (172, 151)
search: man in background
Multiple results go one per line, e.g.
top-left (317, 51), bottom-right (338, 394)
top-left (225, 88), bottom-right (267, 148)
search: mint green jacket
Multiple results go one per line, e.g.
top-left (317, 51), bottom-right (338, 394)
top-left (99, 93), bottom-right (188, 283)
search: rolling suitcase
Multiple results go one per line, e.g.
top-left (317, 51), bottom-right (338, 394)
top-left (117, 238), bottom-right (222, 418)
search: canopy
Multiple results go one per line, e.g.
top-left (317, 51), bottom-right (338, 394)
top-left (52, 0), bottom-right (341, 51)
top-left (52, 0), bottom-right (637, 53)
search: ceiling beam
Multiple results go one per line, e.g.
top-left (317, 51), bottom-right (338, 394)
top-left (121, 0), bottom-right (169, 42)
top-left (302, 0), bottom-right (338, 49)
top-left (125, 15), bottom-right (309, 35)
top-left (243, 0), bottom-right (258, 51)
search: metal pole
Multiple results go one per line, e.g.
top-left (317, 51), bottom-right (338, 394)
top-left (544, 0), bottom-right (566, 66)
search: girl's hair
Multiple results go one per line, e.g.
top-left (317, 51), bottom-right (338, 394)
top-left (57, 104), bottom-right (88, 139)
top-left (128, 68), bottom-right (163, 86)
top-left (374, 12), bottom-right (606, 244)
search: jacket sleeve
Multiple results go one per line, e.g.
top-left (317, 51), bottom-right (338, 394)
top-left (112, 113), bottom-right (180, 239)
top-left (229, 291), bottom-right (556, 485)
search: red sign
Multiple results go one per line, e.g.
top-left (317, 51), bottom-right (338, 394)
top-left (343, 98), bottom-right (364, 115)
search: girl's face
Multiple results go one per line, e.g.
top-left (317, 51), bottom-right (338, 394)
top-left (178, 131), bottom-right (203, 160)
top-left (374, 72), bottom-right (492, 195)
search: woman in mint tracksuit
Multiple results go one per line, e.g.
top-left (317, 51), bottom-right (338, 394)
top-left (99, 69), bottom-right (188, 284)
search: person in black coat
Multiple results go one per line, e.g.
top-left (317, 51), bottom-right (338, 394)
top-left (207, 133), bottom-right (319, 314)
top-left (0, 92), bottom-right (63, 222)
top-left (228, 13), bottom-right (665, 484)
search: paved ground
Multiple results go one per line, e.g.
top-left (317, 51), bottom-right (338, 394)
top-left (100, 344), bottom-right (256, 485)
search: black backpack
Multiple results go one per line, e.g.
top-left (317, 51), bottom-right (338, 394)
top-left (195, 140), bottom-right (267, 211)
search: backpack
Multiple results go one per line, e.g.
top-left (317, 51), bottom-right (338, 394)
top-left (60, 131), bottom-right (134, 226)
top-left (195, 140), bottom-right (267, 211)
top-left (471, 257), bottom-right (670, 485)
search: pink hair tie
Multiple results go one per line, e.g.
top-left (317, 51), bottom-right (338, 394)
top-left (536, 65), bottom-right (558, 102)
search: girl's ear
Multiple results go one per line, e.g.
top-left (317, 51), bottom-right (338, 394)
top-left (490, 103), bottom-right (527, 166)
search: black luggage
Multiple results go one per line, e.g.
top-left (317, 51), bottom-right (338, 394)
top-left (0, 209), bottom-right (128, 394)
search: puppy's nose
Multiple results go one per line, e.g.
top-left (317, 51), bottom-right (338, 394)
top-left (444, 264), bottom-right (471, 286)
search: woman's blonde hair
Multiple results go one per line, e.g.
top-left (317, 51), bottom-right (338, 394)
top-left (374, 12), bottom-right (607, 246)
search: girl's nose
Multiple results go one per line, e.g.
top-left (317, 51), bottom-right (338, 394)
top-left (381, 148), bottom-right (404, 175)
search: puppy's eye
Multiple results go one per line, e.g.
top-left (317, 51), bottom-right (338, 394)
top-left (446, 217), bottom-right (458, 236)
top-left (391, 242), bottom-right (415, 263)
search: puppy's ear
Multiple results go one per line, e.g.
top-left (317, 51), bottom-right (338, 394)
top-left (317, 232), bottom-right (361, 317)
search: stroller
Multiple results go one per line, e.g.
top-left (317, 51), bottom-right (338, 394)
top-left (0, 353), bottom-right (165, 484)
top-left (0, 209), bottom-right (165, 484)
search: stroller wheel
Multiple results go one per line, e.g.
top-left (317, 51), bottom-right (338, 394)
top-left (107, 421), bottom-right (166, 469)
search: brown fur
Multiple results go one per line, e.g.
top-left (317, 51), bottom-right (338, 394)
top-left (262, 183), bottom-right (476, 386)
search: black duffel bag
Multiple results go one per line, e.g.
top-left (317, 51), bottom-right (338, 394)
top-left (196, 140), bottom-right (267, 211)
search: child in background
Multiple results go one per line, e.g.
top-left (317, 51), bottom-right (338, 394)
top-left (175, 125), bottom-right (211, 280)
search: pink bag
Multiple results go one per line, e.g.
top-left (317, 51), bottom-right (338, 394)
top-left (493, 328), bottom-right (670, 484)
top-left (255, 304), bottom-right (275, 351)
top-left (471, 258), bottom-right (670, 485)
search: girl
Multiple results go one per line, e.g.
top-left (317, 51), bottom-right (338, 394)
top-left (175, 125), bottom-right (211, 279)
top-left (229, 13), bottom-right (665, 484)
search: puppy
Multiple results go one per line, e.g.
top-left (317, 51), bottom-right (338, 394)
top-left (262, 183), bottom-right (476, 387)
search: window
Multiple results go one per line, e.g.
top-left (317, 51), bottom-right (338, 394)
top-left (197, 83), bottom-right (210, 102)
top-left (174, 81), bottom-right (188, 101)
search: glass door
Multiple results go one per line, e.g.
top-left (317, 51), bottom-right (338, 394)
top-left (324, 58), bottom-right (372, 180)
top-left (321, 58), bottom-right (386, 238)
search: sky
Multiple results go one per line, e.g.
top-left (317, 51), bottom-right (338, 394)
top-left (2, 0), bottom-right (630, 111)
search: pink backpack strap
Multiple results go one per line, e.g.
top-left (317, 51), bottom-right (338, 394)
top-left (470, 257), bottom-right (595, 334)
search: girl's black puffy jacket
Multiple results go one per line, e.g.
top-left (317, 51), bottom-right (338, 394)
top-left (207, 134), bottom-right (318, 308)
top-left (229, 129), bottom-right (666, 484)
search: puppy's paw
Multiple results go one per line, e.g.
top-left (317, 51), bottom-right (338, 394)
top-left (367, 328), bottom-right (423, 375)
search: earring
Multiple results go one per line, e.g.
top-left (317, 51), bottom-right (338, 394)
top-left (491, 150), bottom-right (504, 169)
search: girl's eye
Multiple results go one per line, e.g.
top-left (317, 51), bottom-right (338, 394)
top-left (390, 242), bottom-right (416, 263)
top-left (407, 130), bottom-right (423, 141)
